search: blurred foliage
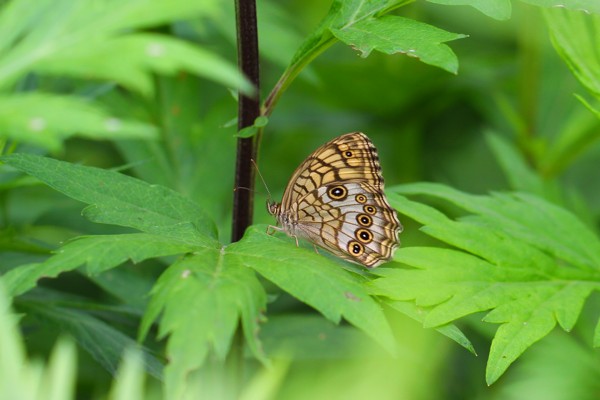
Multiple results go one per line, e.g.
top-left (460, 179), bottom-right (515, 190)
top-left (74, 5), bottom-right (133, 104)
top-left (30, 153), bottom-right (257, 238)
top-left (1, 0), bottom-right (600, 399)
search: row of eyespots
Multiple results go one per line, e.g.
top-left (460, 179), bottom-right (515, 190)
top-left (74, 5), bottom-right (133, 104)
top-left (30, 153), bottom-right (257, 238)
top-left (329, 187), bottom-right (378, 212)
top-left (326, 184), bottom-right (379, 258)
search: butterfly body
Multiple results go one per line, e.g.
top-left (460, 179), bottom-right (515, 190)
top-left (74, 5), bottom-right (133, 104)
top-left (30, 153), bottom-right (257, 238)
top-left (268, 132), bottom-right (402, 268)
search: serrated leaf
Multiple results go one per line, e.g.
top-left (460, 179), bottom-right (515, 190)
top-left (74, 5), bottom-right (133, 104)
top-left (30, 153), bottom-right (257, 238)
top-left (393, 183), bottom-right (600, 271)
top-left (372, 184), bottom-right (600, 384)
top-left (140, 249), bottom-right (267, 399)
top-left (1, 153), bottom-right (218, 246)
top-left (290, 0), bottom-right (412, 65)
top-left (1, 233), bottom-right (196, 297)
top-left (427, 0), bottom-right (512, 20)
top-left (0, 93), bottom-right (157, 151)
top-left (227, 226), bottom-right (396, 354)
top-left (331, 15), bottom-right (466, 73)
top-left (521, 0), bottom-right (600, 15)
top-left (483, 282), bottom-right (594, 384)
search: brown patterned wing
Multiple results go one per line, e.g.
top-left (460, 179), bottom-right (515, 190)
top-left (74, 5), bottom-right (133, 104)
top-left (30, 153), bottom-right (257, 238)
top-left (280, 132), bottom-right (384, 210)
top-left (293, 181), bottom-right (401, 267)
top-left (276, 132), bottom-right (401, 267)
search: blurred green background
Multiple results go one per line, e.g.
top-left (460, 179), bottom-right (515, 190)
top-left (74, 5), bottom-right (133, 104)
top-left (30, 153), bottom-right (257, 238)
top-left (1, 0), bottom-right (599, 399)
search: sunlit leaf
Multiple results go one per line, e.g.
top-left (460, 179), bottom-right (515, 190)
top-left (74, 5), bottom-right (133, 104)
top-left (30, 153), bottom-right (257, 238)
top-left (228, 227), bottom-right (397, 354)
top-left (370, 185), bottom-right (600, 384)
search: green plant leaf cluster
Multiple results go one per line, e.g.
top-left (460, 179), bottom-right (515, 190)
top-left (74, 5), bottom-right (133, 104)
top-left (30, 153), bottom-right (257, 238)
top-left (0, 153), bottom-right (401, 397)
top-left (0, 0), bottom-right (251, 150)
top-left (2, 0), bottom-right (600, 398)
top-left (371, 183), bottom-right (600, 384)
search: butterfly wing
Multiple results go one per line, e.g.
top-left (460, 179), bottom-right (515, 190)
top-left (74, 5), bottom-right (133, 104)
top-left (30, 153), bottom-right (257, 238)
top-left (280, 132), bottom-right (383, 210)
top-left (280, 132), bottom-right (401, 267)
top-left (295, 182), bottom-right (401, 267)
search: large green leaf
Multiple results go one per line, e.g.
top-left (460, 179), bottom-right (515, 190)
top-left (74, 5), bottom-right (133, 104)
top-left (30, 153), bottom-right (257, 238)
top-left (0, 0), bottom-right (251, 94)
top-left (1, 153), bottom-right (218, 246)
top-left (370, 184), bottom-right (600, 384)
top-left (227, 226), bottom-right (396, 354)
top-left (139, 248), bottom-right (267, 399)
top-left (2, 234), bottom-right (196, 297)
top-left (0, 93), bottom-right (157, 151)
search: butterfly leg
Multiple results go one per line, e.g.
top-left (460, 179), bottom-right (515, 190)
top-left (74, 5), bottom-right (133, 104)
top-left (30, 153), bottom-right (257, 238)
top-left (312, 244), bottom-right (320, 254)
top-left (266, 225), bottom-right (282, 236)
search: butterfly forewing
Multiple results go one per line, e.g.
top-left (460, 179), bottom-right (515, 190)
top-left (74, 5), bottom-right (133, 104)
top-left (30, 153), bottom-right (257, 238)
top-left (269, 132), bottom-right (402, 268)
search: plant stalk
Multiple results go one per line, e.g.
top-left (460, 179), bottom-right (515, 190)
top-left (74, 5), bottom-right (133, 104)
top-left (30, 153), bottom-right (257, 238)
top-left (232, 0), bottom-right (260, 242)
top-left (228, 0), bottom-right (260, 396)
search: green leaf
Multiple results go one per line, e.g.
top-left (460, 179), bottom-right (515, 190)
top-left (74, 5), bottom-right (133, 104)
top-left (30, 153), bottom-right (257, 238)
top-left (23, 300), bottom-right (163, 378)
top-left (0, 0), bottom-right (251, 94)
top-left (37, 34), bottom-right (253, 97)
top-left (594, 317), bottom-right (600, 348)
top-left (140, 248), bottom-right (267, 399)
top-left (371, 185), bottom-right (600, 384)
top-left (236, 116), bottom-right (269, 138)
top-left (521, 0), bottom-right (600, 15)
top-left (393, 183), bottom-right (600, 271)
top-left (546, 7), bottom-right (600, 97)
top-left (2, 233), bottom-right (196, 297)
top-left (427, 0), bottom-right (512, 20)
top-left (380, 299), bottom-right (476, 355)
top-left (542, 9), bottom-right (600, 174)
top-left (227, 226), bottom-right (396, 354)
top-left (331, 15), bottom-right (467, 73)
top-left (0, 93), bottom-right (157, 151)
top-left (485, 131), bottom-right (548, 195)
top-left (264, 0), bottom-right (446, 115)
top-left (1, 153), bottom-right (218, 246)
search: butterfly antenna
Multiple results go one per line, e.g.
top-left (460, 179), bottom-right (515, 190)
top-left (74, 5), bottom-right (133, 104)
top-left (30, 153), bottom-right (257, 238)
top-left (251, 159), bottom-right (273, 202)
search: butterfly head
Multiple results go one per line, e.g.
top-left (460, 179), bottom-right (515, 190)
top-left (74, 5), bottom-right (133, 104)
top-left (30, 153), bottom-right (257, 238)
top-left (266, 199), bottom-right (280, 217)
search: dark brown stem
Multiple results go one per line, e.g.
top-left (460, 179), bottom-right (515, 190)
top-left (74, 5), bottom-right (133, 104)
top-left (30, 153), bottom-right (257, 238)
top-left (232, 0), bottom-right (260, 242)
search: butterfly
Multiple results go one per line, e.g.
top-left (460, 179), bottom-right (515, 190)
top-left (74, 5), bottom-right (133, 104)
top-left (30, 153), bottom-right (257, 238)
top-left (267, 132), bottom-right (402, 267)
